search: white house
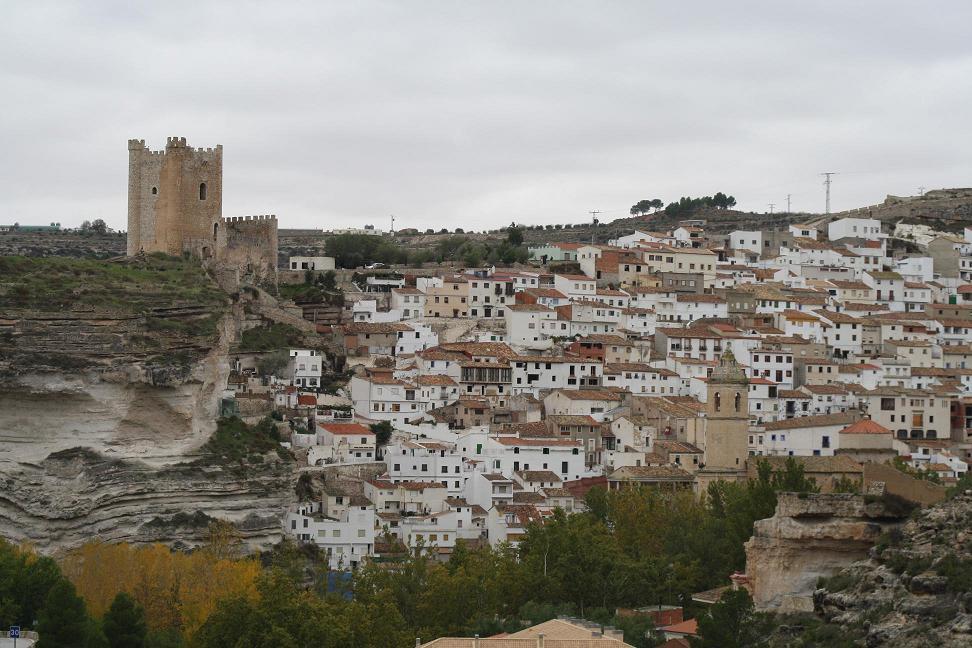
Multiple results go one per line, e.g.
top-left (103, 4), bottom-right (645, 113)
top-left (385, 439), bottom-right (465, 492)
top-left (510, 356), bottom-right (603, 395)
top-left (350, 373), bottom-right (427, 425)
top-left (395, 322), bottom-right (439, 355)
top-left (828, 217), bottom-right (884, 241)
top-left (288, 256), bottom-right (335, 271)
top-left (391, 287), bottom-right (427, 319)
top-left (505, 303), bottom-right (558, 348)
top-left (316, 422), bottom-right (378, 463)
top-left (289, 349), bottom-right (323, 389)
top-left (285, 497), bottom-right (376, 570)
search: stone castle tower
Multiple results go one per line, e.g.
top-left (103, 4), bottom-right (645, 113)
top-left (126, 137), bottom-right (278, 286)
top-left (703, 348), bottom-right (750, 471)
top-left (127, 137), bottom-right (223, 257)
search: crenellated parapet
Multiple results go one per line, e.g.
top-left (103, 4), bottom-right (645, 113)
top-left (220, 214), bottom-right (278, 224)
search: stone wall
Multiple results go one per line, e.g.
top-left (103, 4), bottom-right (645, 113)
top-left (220, 215), bottom-right (279, 286)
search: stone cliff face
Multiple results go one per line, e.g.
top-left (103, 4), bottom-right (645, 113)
top-left (810, 490), bottom-right (972, 647)
top-left (745, 493), bottom-right (908, 612)
top-left (0, 256), bottom-right (297, 553)
top-left (0, 448), bottom-right (292, 552)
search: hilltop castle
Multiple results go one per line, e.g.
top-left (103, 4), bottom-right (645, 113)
top-left (127, 137), bottom-right (278, 285)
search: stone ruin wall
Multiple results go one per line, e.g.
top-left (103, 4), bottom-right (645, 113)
top-left (219, 215), bottom-right (279, 288)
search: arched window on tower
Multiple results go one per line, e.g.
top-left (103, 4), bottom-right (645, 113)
top-left (734, 392), bottom-right (742, 412)
top-left (213, 222), bottom-right (218, 241)
top-left (199, 182), bottom-right (207, 200)
top-left (714, 392), bottom-right (721, 412)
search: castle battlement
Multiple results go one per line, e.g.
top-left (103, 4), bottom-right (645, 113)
top-left (166, 136), bottom-right (188, 148)
top-left (128, 139), bottom-right (146, 150)
top-left (222, 214), bottom-right (277, 223)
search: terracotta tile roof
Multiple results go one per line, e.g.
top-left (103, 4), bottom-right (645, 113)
top-left (523, 287), bottom-right (569, 299)
top-left (342, 321), bottom-right (413, 334)
top-left (515, 470), bottom-right (562, 483)
top-left (840, 419), bottom-right (892, 435)
top-left (319, 422), bottom-right (375, 436)
top-left (761, 412), bottom-right (859, 431)
top-left (658, 619), bottom-right (698, 636)
top-left (545, 389), bottom-right (622, 402)
top-left (414, 375), bottom-right (458, 386)
top-left (494, 436), bottom-right (582, 447)
top-left (507, 303), bottom-right (554, 312)
top-left (609, 465), bottom-right (694, 481)
top-left (545, 414), bottom-right (600, 426)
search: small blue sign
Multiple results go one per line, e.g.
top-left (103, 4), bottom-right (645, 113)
top-left (9, 626), bottom-right (20, 638)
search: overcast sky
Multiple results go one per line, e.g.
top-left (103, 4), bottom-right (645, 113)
top-left (3, 1), bottom-right (971, 232)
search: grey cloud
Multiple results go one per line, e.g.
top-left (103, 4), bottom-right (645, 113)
top-left (2, 1), bottom-right (971, 231)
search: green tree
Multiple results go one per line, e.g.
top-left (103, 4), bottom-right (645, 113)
top-left (320, 270), bottom-right (337, 290)
top-left (91, 219), bottom-right (109, 235)
top-left (507, 223), bottom-right (524, 247)
top-left (691, 589), bottom-right (768, 648)
top-left (103, 593), bottom-right (147, 648)
top-left (37, 580), bottom-right (91, 648)
top-left (370, 421), bottom-right (393, 447)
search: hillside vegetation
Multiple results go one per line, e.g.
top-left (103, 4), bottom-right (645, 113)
top-left (0, 253), bottom-right (226, 312)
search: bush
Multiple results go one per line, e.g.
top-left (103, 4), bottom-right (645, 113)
top-left (238, 324), bottom-right (304, 352)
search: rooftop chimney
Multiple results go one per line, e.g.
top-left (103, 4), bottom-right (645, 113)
top-left (537, 632), bottom-right (545, 648)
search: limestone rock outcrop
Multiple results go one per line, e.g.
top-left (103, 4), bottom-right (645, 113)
top-left (745, 493), bottom-right (907, 612)
top-left (811, 490), bottom-right (972, 647)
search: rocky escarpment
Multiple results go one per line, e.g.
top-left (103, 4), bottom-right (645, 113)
top-left (0, 254), bottom-right (301, 552)
top-left (0, 447), bottom-right (293, 552)
top-left (810, 490), bottom-right (972, 647)
top-left (745, 492), bottom-right (910, 612)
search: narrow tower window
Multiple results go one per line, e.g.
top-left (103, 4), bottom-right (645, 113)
top-left (151, 187), bottom-right (157, 195)
top-left (213, 222), bottom-right (219, 241)
top-left (734, 392), bottom-right (742, 412)
top-left (714, 392), bottom-right (721, 412)
top-left (199, 182), bottom-right (207, 200)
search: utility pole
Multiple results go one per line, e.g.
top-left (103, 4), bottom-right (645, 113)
top-left (589, 210), bottom-right (601, 245)
top-left (390, 214), bottom-right (395, 235)
top-left (821, 172), bottom-right (837, 214)
top-left (786, 194), bottom-right (792, 213)
top-left (918, 186), bottom-right (926, 197)
top-left (768, 203), bottom-right (775, 214)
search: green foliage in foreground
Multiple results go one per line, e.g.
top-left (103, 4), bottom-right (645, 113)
top-left (0, 254), bottom-right (226, 312)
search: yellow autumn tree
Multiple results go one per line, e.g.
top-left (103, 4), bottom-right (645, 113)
top-left (59, 530), bottom-right (260, 641)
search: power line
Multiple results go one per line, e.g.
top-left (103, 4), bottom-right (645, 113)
top-left (820, 172), bottom-right (837, 214)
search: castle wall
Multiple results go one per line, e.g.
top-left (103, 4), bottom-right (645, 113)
top-left (219, 215), bottom-right (279, 287)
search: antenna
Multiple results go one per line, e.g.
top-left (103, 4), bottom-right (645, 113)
top-left (820, 172), bottom-right (837, 214)
top-left (768, 203), bottom-right (775, 214)
top-left (589, 210), bottom-right (601, 245)
top-left (786, 194), bottom-right (792, 213)
top-left (390, 214), bottom-right (395, 235)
